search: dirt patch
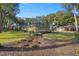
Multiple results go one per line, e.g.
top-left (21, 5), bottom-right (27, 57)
top-left (0, 42), bottom-right (79, 56)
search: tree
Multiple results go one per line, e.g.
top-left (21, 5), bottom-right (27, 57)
top-left (43, 11), bottom-right (74, 27)
top-left (0, 3), bottom-right (19, 32)
top-left (54, 11), bottom-right (74, 26)
top-left (62, 3), bottom-right (79, 31)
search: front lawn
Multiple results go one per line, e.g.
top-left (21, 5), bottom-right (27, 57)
top-left (0, 31), bottom-right (28, 44)
top-left (43, 32), bottom-right (79, 40)
top-left (0, 31), bottom-right (79, 44)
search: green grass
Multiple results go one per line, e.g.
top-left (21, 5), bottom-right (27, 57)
top-left (0, 31), bottom-right (79, 44)
top-left (0, 31), bottom-right (28, 44)
top-left (43, 32), bottom-right (78, 40)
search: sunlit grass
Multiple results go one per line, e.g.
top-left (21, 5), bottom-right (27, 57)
top-left (0, 31), bottom-right (28, 44)
top-left (0, 31), bottom-right (79, 44)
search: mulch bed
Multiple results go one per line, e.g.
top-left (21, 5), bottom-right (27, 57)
top-left (0, 36), bottom-right (79, 56)
top-left (2, 36), bottom-right (55, 48)
top-left (2, 36), bottom-right (74, 48)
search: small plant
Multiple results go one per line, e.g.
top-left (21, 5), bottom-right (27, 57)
top-left (0, 43), bottom-right (4, 48)
top-left (32, 45), bottom-right (39, 48)
top-left (27, 26), bottom-right (42, 36)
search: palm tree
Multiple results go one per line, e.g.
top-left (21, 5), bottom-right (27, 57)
top-left (62, 3), bottom-right (79, 31)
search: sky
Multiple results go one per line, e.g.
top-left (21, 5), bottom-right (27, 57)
top-left (16, 3), bottom-right (65, 18)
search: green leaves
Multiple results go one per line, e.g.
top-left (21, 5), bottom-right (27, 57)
top-left (62, 3), bottom-right (79, 31)
top-left (0, 3), bottom-right (20, 32)
top-left (44, 11), bottom-right (75, 26)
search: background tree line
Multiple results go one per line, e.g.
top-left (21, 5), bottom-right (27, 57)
top-left (0, 3), bottom-right (79, 32)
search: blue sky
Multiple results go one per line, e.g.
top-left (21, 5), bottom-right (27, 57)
top-left (16, 3), bottom-right (65, 18)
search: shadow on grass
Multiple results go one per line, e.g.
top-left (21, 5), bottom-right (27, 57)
top-left (74, 32), bottom-right (79, 40)
top-left (0, 41), bottom-right (79, 51)
top-left (44, 32), bottom-right (75, 36)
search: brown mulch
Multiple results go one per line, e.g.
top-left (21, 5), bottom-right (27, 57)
top-left (3, 36), bottom-right (55, 48)
top-left (0, 36), bottom-right (79, 56)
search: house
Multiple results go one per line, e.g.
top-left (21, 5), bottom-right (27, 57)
top-left (56, 27), bottom-right (65, 32)
top-left (64, 25), bottom-right (79, 31)
top-left (56, 25), bottom-right (79, 32)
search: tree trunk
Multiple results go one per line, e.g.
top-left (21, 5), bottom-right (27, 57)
top-left (73, 6), bottom-right (78, 32)
top-left (0, 11), bottom-right (3, 33)
top-left (8, 19), bottom-right (13, 30)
